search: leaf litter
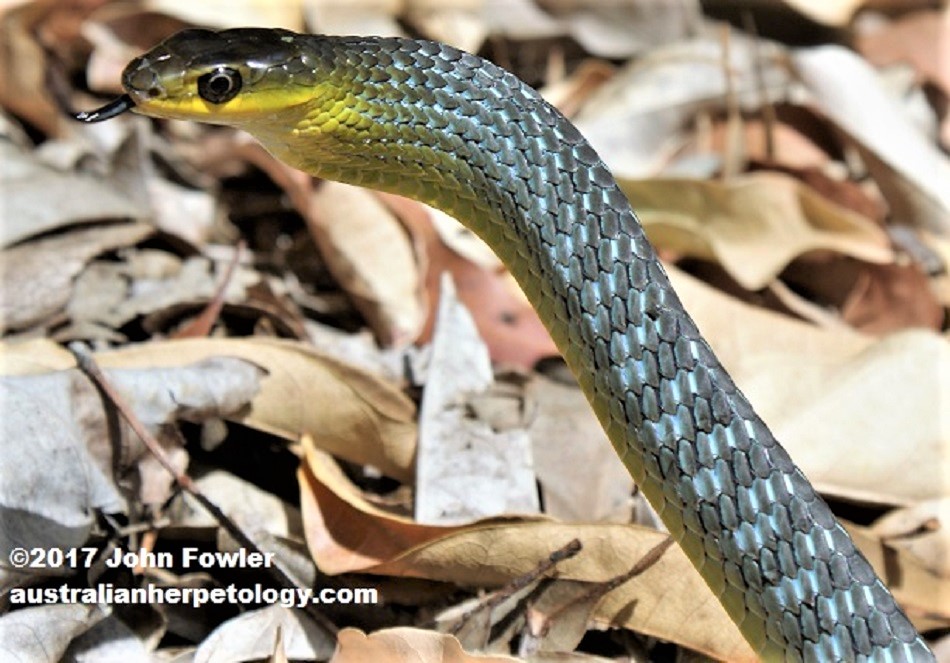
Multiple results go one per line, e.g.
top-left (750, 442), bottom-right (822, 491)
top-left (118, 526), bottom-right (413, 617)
top-left (0, 0), bottom-right (948, 661)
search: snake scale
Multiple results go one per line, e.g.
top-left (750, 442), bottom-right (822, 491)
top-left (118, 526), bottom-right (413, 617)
top-left (74, 28), bottom-right (934, 661)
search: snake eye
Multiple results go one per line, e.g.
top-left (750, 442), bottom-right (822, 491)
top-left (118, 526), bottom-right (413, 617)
top-left (197, 67), bottom-right (242, 104)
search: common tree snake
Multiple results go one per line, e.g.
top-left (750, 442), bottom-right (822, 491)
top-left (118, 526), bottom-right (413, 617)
top-left (74, 28), bottom-right (935, 662)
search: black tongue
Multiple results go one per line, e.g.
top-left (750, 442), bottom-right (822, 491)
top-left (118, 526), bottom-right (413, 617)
top-left (72, 95), bottom-right (136, 122)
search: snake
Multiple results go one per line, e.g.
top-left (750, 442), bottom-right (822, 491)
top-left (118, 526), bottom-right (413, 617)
top-left (74, 28), bottom-right (934, 662)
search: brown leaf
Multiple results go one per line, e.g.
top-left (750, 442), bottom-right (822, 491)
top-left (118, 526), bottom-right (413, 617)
top-left (856, 8), bottom-right (950, 97)
top-left (299, 442), bottom-right (463, 574)
top-left (379, 194), bottom-right (558, 368)
top-left (0, 2), bottom-right (62, 136)
top-left (619, 173), bottom-right (893, 290)
top-left (331, 627), bottom-right (520, 663)
top-left (298, 444), bottom-right (754, 662)
top-left (307, 182), bottom-right (425, 346)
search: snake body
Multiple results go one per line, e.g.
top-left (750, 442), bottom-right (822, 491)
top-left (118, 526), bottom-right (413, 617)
top-left (75, 28), bottom-right (934, 661)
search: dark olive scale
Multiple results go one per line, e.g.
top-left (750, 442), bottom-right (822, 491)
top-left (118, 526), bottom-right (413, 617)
top-left (111, 28), bottom-right (936, 662)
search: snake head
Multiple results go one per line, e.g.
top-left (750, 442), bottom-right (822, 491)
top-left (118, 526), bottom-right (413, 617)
top-left (122, 28), bottom-right (330, 124)
top-left (75, 28), bottom-right (332, 125)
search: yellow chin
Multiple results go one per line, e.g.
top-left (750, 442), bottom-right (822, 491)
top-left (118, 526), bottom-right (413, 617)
top-left (129, 86), bottom-right (318, 125)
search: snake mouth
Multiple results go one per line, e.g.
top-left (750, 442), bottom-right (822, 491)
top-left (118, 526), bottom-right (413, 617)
top-left (72, 94), bottom-right (136, 123)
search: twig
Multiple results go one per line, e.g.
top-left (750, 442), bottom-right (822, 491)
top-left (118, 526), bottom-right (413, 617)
top-left (174, 240), bottom-right (246, 338)
top-left (742, 10), bottom-right (777, 162)
top-left (69, 342), bottom-right (338, 635)
top-left (449, 538), bottom-right (583, 636)
top-left (536, 535), bottom-right (675, 636)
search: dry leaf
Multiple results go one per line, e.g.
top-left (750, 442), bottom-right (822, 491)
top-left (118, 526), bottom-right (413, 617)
top-left (793, 45), bottom-right (950, 231)
top-left (64, 613), bottom-right (158, 661)
top-left (527, 374), bottom-right (634, 523)
top-left (416, 276), bottom-right (539, 524)
top-left (194, 605), bottom-right (335, 663)
top-left (95, 337), bottom-right (418, 481)
top-left (298, 442), bottom-right (754, 661)
top-left (331, 627), bottom-right (521, 663)
top-left (408, 1), bottom-right (487, 54)
top-left (856, 8), bottom-right (950, 96)
top-left (379, 194), bottom-right (558, 368)
top-left (573, 35), bottom-right (792, 177)
top-left (0, 337), bottom-right (418, 481)
top-left (142, 0), bottom-right (305, 31)
top-left (847, 513), bottom-right (950, 631)
top-left (308, 182), bottom-right (425, 346)
top-left (305, 0), bottom-right (405, 37)
top-left (0, 139), bottom-right (145, 249)
top-left (871, 498), bottom-right (950, 599)
top-left (0, 222), bottom-right (154, 333)
top-left (552, 0), bottom-right (698, 59)
top-left (0, 604), bottom-right (107, 662)
top-left (299, 442), bottom-right (464, 574)
top-left (620, 173), bottom-right (893, 290)
top-left (780, 0), bottom-right (866, 26)
top-left (0, 2), bottom-right (62, 136)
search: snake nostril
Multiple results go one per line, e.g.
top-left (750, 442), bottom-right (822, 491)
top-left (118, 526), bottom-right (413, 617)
top-left (147, 87), bottom-right (162, 98)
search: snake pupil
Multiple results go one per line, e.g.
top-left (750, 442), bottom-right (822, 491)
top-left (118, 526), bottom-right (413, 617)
top-left (197, 67), bottom-right (242, 104)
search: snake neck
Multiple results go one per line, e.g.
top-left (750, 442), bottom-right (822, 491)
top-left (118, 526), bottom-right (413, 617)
top-left (240, 35), bottom-right (931, 662)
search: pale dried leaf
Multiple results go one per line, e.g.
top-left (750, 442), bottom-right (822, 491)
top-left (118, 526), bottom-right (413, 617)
top-left (0, 140), bottom-right (144, 249)
top-left (0, 222), bottom-right (154, 333)
top-left (793, 46), bottom-right (950, 231)
top-left (331, 627), bottom-right (521, 663)
top-left (871, 497), bottom-right (950, 589)
top-left (168, 470), bottom-right (302, 539)
top-left (856, 8), bottom-right (950, 97)
top-left (781, 0), bottom-right (865, 26)
top-left (519, 579), bottom-right (603, 655)
top-left (416, 276), bottom-right (539, 524)
top-left (143, 0), bottom-right (305, 30)
top-left (305, 0), bottom-right (405, 37)
top-left (0, 372), bottom-right (125, 585)
top-left (409, 3), bottom-right (487, 54)
top-left (146, 176), bottom-right (218, 246)
top-left (194, 605), bottom-right (334, 663)
top-left (846, 515), bottom-right (950, 631)
top-left (480, 0), bottom-right (564, 40)
top-left (574, 35), bottom-right (792, 177)
top-left (527, 375), bottom-right (633, 523)
top-left (556, 1), bottom-right (698, 59)
top-left (65, 614), bottom-right (157, 662)
top-left (0, 604), bottom-right (106, 662)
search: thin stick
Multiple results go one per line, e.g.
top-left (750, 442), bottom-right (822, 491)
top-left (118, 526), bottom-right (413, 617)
top-left (69, 343), bottom-right (338, 635)
top-left (449, 538), bottom-right (583, 635)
